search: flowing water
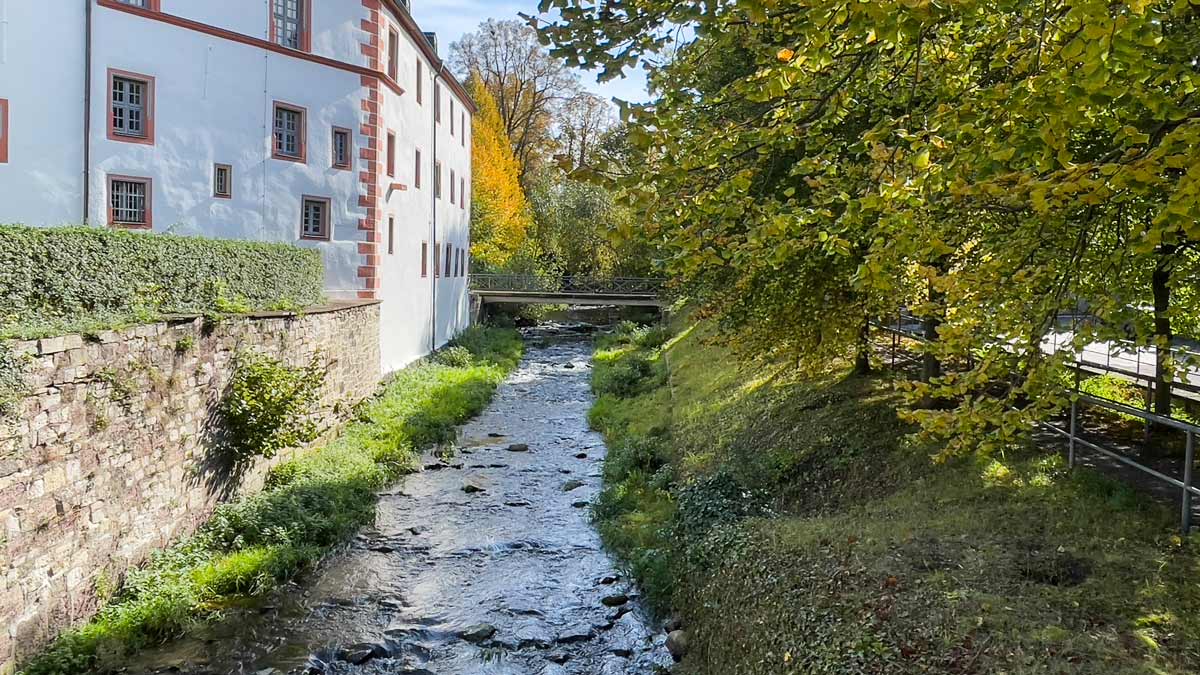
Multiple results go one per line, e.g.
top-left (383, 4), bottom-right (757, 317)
top-left (129, 325), bottom-right (672, 675)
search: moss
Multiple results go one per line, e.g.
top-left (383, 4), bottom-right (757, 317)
top-left (21, 326), bottom-right (523, 675)
top-left (591, 318), bottom-right (1200, 674)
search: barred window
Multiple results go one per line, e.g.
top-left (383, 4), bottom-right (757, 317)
top-left (110, 177), bottom-right (150, 228)
top-left (273, 0), bottom-right (304, 50)
top-left (213, 164), bottom-right (232, 198)
top-left (301, 197), bottom-right (330, 240)
top-left (112, 76), bottom-right (148, 138)
top-left (333, 128), bottom-right (351, 169)
top-left (274, 104), bottom-right (304, 160)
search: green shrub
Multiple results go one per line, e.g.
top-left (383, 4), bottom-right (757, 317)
top-left (435, 345), bottom-right (475, 368)
top-left (0, 225), bottom-right (325, 338)
top-left (220, 352), bottom-right (325, 460)
top-left (593, 353), bottom-right (657, 398)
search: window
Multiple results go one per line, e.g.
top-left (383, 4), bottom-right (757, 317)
top-left (461, 112), bottom-right (466, 147)
top-left (116, 0), bottom-right (158, 8)
top-left (450, 100), bottom-right (455, 136)
top-left (450, 169), bottom-right (456, 203)
top-left (388, 217), bottom-right (395, 255)
top-left (109, 176), bottom-right (152, 229)
top-left (300, 196), bottom-right (330, 240)
top-left (109, 70), bottom-right (154, 144)
top-left (433, 241), bottom-right (440, 278)
top-left (387, 132), bottom-right (396, 178)
top-left (414, 149), bottom-right (422, 188)
top-left (434, 83), bottom-right (441, 123)
top-left (332, 127), bottom-right (351, 169)
top-left (273, 102), bottom-right (306, 162)
top-left (457, 249), bottom-right (463, 277)
top-left (271, 0), bottom-right (308, 51)
top-left (213, 164), bottom-right (232, 198)
top-left (460, 176), bottom-right (465, 209)
top-left (387, 27), bottom-right (399, 81)
top-left (0, 99), bottom-right (8, 164)
top-left (435, 161), bottom-right (442, 199)
top-left (444, 243), bottom-right (452, 278)
top-left (421, 242), bottom-right (428, 277)
top-left (416, 60), bottom-right (423, 104)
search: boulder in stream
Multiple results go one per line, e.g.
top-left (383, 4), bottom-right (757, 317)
top-left (562, 479), bottom-right (586, 492)
top-left (460, 623), bottom-right (497, 643)
top-left (667, 630), bottom-right (690, 662)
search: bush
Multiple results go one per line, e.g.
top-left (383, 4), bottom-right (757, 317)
top-left (593, 353), bottom-right (657, 398)
top-left (0, 225), bottom-right (325, 338)
top-left (220, 352), bottom-right (326, 460)
top-left (435, 345), bottom-right (475, 368)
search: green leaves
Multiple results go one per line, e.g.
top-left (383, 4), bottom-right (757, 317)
top-left (0, 225), bottom-right (324, 337)
top-left (220, 352), bottom-right (326, 461)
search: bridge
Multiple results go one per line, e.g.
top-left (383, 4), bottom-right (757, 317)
top-left (469, 274), bottom-right (666, 307)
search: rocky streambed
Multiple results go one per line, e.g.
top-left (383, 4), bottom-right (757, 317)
top-left (127, 325), bottom-right (673, 675)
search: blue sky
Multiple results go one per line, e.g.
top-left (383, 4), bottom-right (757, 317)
top-left (410, 0), bottom-right (651, 104)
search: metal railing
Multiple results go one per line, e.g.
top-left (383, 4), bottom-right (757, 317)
top-left (469, 274), bottom-right (666, 297)
top-left (874, 311), bottom-right (1200, 534)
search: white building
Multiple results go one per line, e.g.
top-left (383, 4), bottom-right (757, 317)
top-left (0, 0), bottom-right (474, 373)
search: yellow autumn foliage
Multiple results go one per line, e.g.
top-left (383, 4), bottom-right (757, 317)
top-left (468, 73), bottom-right (534, 269)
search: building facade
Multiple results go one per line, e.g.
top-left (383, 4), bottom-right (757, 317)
top-left (0, 0), bottom-right (474, 373)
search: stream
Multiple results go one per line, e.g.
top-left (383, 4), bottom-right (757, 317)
top-left (129, 324), bottom-right (672, 675)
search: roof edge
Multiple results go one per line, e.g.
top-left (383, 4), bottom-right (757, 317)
top-left (382, 0), bottom-right (478, 114)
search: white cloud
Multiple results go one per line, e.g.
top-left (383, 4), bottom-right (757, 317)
top-left (409, 0), bottom-right (651, 104)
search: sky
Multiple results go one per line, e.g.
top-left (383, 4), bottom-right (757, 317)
top-left (410, 0), bottom-right (652, 105)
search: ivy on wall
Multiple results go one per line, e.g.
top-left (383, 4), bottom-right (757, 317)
top-left (0, 342), bottom-right (27, 419)
top-left (0, 225), bottom-right (326, 337)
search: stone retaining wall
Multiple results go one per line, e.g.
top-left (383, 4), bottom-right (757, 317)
top-left (0, 302), bottom-right (381, 669)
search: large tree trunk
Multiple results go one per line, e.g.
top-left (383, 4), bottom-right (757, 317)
top-left (853, 319), bottom-right (873, 375)
top-left (1151, 245), bottom-right (1175, 418)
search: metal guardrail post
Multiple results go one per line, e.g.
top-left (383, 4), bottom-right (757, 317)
top-left (1068, 398), bottom-right (1078, 469)
top-left (1184, 431), bottom-right (1195, 536)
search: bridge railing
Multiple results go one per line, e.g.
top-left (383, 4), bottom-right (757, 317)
top-left (469, 274), bottom-right (666, 297)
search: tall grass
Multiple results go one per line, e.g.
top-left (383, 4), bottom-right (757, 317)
top-left (22, 326), bottom-right (523, 675)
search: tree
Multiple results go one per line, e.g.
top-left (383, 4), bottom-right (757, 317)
top-left (467, 74), bottom-right (535, 271)
top-left (534, 0), bottom-right (1200, 457)
top-left (556, 92), bottom-right (615, 170)
top-left (450, 19), bottom-right (583, 177)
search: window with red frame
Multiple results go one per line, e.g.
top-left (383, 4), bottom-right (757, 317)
top-left (109, 70), bottom-right (155, 144)
top-left (387, 132), bottom-right (396, 177)
top-left (421, 242), bottom-right (429, 277)
top-left (109, 176), bottom-right (152, 229)
top-left (388, 27), bottom-right (399, 80)
top-left (0, 99), bottom-right (8, 164)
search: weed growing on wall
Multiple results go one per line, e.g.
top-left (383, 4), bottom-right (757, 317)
top-left (220, 352), bottom-right (326, 461)
top-left (0, 343), bottom-right (28, 419)
top-left (20, 326), bottom-right (524, 675)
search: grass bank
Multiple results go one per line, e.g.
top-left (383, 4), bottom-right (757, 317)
top-left (590, 320), bottom-right (1200, 674)
top-left (23, 326), bottom-right (523, 675)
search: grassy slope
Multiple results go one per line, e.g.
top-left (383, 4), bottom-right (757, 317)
top-left (23, 327), bottom-right (523, 675)
top-left (591, 320), bottom-right (1200, 675)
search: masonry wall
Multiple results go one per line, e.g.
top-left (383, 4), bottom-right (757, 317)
top-left (0, 302), bottom-right (381, 668)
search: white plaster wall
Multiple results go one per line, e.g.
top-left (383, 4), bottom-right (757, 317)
top-left (0, 0), bottom-right (87, 225)
top-left (88, 6), bottom-right (368, 296)
top-left (374, 7), bottom-right (474, 374)
top-left (163, 0), bottom-right (369, 67)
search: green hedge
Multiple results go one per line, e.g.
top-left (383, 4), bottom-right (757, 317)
top-left (0, 225), bottom-right (325, 332)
